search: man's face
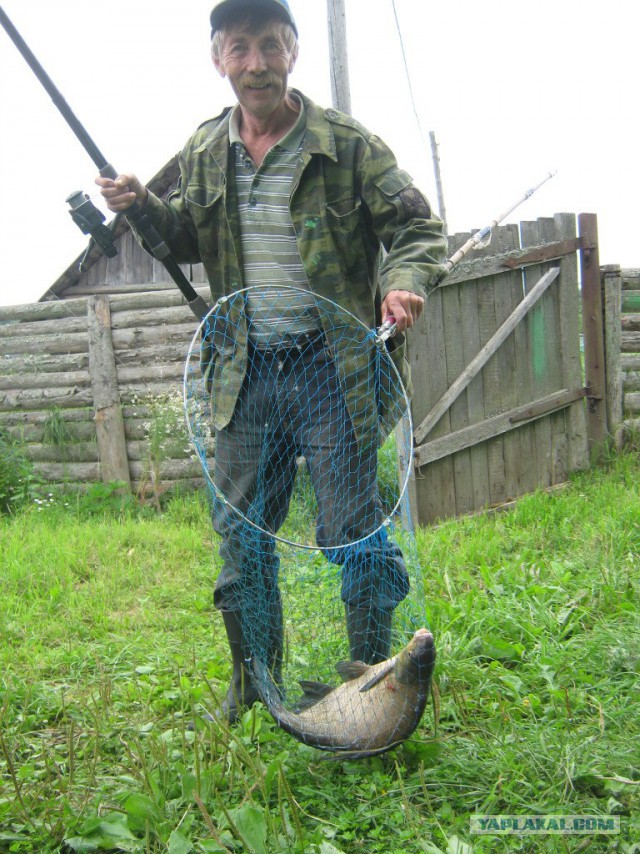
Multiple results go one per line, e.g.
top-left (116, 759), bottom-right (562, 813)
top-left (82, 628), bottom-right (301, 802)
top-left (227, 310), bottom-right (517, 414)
top-left (214, 22), bottom-right (297, 120)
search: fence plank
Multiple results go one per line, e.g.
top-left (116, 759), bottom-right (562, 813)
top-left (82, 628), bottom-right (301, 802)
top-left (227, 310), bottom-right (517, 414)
top-left (414, 267), bottom-right (560, 445)
top-left (579, 213), bottom-right (607, 450)
top-left (441, 268), bottom-right (474, 515)
top-left (539, 217), bottom-right (568, 484)
top-left (553, 213), bottom-right (589, 472)
top-left (459, 273), bottom-right (490, 512)
top-left (521, 220), bottom-right (551, 487)
top-left (407, 275), bottom-right (455, 523)
top-left (492, 224), bottom-right (523, 503)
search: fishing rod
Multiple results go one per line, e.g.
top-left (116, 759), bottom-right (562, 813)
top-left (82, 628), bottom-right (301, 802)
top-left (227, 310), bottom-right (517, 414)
top-left (377, 170), bottom-right (557, 343)
top-left (0, 5), bottom-right (210, 321)
top-left (439, 170), bottom-right (557, 281)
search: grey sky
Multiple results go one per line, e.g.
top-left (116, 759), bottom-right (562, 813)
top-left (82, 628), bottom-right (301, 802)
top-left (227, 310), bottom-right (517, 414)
top-left (0, 0), bottom-right (635, 307)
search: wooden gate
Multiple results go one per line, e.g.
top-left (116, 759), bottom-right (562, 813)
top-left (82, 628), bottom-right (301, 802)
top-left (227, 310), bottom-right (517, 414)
top-left (406, 213), bottom-right (605, 525)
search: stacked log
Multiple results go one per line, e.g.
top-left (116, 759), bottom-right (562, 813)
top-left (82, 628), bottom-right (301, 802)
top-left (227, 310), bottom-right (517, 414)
top-left (0, 286), bottom-right (211, 497)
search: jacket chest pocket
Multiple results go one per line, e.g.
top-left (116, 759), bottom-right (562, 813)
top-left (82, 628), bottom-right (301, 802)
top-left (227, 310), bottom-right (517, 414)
top-left (325, 195), bottom-right (366, 276)
top-left (184, 183), bottom-right (223, 262)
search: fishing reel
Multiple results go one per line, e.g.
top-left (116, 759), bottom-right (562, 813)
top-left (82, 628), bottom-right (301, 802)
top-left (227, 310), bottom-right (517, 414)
top-left (66, 190), bottom-right (118, 271)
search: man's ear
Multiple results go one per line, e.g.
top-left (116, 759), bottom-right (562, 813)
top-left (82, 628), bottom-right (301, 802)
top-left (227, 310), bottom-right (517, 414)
top-left (288, 43), bottom-right (299, 74)
top-left (212, 48), bottom-right (226, 78)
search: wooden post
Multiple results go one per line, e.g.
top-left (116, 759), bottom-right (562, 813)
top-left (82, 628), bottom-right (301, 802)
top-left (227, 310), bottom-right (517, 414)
top-left (87, 295), bottom-right (131, 489)
top-left (327, 0), bottom-right (351, 115)
top-left (602, 264), bottom-right (623, 449)
top-left (579, 213), bottom-right (607, 452)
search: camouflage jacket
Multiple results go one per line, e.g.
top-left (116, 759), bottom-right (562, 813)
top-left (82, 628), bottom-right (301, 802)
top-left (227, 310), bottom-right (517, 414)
top-left (141, 90), bottom-right (447, 443)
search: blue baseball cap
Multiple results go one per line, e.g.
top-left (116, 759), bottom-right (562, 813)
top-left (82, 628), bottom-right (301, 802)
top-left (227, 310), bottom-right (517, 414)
top-left (210, 0), bottom-right (298, 37)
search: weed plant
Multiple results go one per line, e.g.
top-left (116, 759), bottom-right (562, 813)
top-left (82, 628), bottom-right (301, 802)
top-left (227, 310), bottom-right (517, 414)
top-left (0, 453), bottom-right (639, 852)
top-left (42, 409), bottom-right (76, 455)
top-left (0, 427), bottom-right (42, 515)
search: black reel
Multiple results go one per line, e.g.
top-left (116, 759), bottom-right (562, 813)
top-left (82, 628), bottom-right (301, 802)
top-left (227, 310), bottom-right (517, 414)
top-left (66, 190), bottom-right (118, 266)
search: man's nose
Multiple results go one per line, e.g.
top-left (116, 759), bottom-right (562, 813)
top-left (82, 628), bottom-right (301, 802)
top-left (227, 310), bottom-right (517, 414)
top-left (246, 45), bottom-right (268, 72)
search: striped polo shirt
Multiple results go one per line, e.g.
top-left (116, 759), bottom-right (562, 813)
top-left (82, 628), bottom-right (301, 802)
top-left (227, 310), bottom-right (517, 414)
top-left (229, 97), bottom-right (322, 347)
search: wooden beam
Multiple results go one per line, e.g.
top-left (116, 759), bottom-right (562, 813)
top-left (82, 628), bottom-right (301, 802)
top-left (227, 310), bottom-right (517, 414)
top-left (500, 237), bottom-right (587, 268)
top-left (443, 239), bottom-right (582, 286)
top-left (414, 387), bottom-right (587, 467)
top-left (414, 266), bottom-right (560, 445)
top-left (579, 213), bottom-right (607, 450)
top-left (87, 295), bottom-right (132, 489)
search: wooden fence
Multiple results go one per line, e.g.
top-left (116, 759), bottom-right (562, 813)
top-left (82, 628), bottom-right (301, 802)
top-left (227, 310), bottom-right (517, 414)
top-left (0, 212), bottom-right (618, 522)
top-left (405, 212), bottom-right (606, 524)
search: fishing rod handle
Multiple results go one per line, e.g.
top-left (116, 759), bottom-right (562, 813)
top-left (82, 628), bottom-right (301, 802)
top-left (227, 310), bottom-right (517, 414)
top-left (123, 203), bottom-right (210, 319)
top-left (376, 316), bottom-right (397, 343)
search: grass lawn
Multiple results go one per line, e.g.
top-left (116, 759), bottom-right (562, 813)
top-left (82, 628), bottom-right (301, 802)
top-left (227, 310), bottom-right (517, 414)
top-left (1, 452), bottom-right (639, 853)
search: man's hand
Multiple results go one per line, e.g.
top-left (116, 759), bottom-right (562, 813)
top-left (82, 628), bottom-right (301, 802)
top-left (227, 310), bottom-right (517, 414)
top-left (95, 173), bottom-right (148, 212)
top-left (381, 290), bottom-right (425, 333)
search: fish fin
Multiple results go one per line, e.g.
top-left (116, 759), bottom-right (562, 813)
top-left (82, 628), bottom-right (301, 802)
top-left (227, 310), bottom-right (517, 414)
top-left (321, 740), bottom-right (405, 761)
top-left (296, 680), bottom-right (334, 710)
top-left (335, 660), bottom-right (370, 682)
top-left (359, 659), bottom-right (396, 692)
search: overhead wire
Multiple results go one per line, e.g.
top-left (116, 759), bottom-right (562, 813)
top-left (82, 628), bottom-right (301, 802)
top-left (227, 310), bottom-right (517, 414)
top-left (390, 0), bottom-right (428, 146)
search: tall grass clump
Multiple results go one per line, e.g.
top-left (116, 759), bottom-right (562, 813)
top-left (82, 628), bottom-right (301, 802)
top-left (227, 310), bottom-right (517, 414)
top-left (0, 426), bottom-right (41, 514)
top-left (0, 452), bottom-right (638, 852)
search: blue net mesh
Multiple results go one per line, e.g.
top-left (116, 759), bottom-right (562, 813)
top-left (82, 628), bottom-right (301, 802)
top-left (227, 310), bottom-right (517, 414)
top-left (184, 287), bottom-right (434, 755)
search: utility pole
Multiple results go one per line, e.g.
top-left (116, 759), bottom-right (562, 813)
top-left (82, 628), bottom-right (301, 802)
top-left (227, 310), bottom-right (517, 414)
top-left (429, 131), bottom-right (448, 234)
top-left (327, 0), bottom-right (351, 115)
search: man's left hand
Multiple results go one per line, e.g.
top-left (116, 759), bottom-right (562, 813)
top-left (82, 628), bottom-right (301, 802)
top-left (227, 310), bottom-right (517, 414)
top-left (381, 290), bottom-right (425, 333)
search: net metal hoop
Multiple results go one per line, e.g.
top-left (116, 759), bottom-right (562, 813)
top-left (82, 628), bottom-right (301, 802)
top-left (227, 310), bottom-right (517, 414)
top-left (183, 286), bottom-right (414, 551)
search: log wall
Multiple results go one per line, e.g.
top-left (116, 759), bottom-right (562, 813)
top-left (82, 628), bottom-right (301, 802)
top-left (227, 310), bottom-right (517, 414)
top-left (0, 287), bottom-right (209, 497)
top-left (604, 266), bottom-right (640, 444)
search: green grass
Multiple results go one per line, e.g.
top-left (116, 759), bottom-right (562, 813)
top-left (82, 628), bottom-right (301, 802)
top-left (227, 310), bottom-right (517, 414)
top-left (1, 454), bottom-right (639, 852)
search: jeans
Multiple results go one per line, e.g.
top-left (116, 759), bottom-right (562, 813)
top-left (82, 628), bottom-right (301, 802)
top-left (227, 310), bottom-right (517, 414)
top-left (211, 335), bottom-right (409, 612)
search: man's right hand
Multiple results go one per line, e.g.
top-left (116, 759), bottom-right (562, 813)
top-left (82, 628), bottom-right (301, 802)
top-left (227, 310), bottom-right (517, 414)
top-left (95, 174), bottom-right (148, 212)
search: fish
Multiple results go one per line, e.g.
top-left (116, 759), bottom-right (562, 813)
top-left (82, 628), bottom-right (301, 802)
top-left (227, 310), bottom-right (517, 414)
top-left (252, 627), bottom-right (436, 759)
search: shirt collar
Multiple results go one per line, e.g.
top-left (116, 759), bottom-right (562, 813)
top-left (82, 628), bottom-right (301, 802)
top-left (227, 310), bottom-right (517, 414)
top-left (229, 93), bottom-right (306, 152)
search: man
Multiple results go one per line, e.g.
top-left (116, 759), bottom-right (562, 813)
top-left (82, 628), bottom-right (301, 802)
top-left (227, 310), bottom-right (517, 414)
top-left (98, 0), bottom-right (446, 724)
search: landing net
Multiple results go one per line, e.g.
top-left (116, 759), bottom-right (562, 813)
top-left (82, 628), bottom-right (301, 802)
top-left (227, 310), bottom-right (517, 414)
top-left (184, 287), bottom-right (431, 751)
